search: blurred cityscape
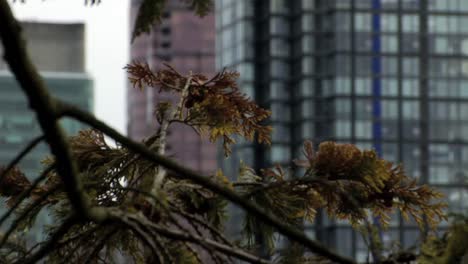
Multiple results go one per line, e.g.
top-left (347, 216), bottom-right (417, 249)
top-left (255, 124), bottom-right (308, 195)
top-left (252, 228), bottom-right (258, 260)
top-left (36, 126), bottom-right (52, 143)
top-left (1, 0), bottom-right (468, 261)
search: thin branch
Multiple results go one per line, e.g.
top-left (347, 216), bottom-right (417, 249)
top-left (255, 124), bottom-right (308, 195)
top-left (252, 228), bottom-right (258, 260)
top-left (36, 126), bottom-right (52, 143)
top-left (118, 212), bottom-right (270, 264)
top-left (55, 224), bottom-right (102, 251)
top-left (124, 217), bottom-right (161, 262)
top-left (0, 163), bottom-right (54, 229)
top-left (0, 134), bottom-right (44, 181)
top-left (233, 182), bottom-right (264, 187)
top-left (0, 184), bottom-right (58, 250)
top-left (16, 216), bottom-right (77, 264)
top-left (139, 224), bottom-right (170, 264)
top-left (151, 75), bottom-right (192, 192)
top-left (0, 0), bottom-right (93, 218)
top-left (54, 224), bottom-right (104, 263)
top-left (364, 217), bottom-right (383, 262)
top-left (57, 102), bottom-right (356, 264)
top-left (83, 227), bottom-right (118, 264)
top-left (166, 210), bottom-right (231, 264)
top-left (168, 201), bottom-right (233, 247)
top-left (168, 118), bottom-right (201, 135)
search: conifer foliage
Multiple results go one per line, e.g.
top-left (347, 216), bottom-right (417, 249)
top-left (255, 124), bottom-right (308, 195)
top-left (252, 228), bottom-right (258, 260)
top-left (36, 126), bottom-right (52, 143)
top-left (0, 0), bottom-right (466, 263)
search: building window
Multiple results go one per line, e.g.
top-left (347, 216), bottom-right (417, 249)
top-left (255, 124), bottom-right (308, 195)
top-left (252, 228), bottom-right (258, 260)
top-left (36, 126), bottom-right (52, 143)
top-left (271, 38), bottom-right (290, 57)
top-left (355, 12), bottom-right (371, 32)
top-left (382, 100), bottom-right (398, 119)
top-left (402, 58), bottom-right (419, 76)
top-left (301, 100), bottom-right (314, 118)
top-left (300, 79), bottom-right (314, 96)
top-left (270, 145), bottom-right (291, 163)
top-left (355, 121), bottom-right (372, 139)
top-left (302, 35), bottom-right (314, 53)
top-left (271, 60), bottom-right (290, 78)
top-left (402, 101), bottom-right (419, 120)
top-left (270, 0), bottom-right (289, 14)
top-left (301, 121), bottom-right (315, 139)
top-left (382, 35), bottom-right (398, 53)
top-left (335, 120), bottom-right (351, 138)
top-left (270, 17), bottom-right (289, 36)
top-left (301, 14), bottom-right (314, 32)
top-left (382, 14), bottom-right (397, 32)
top-left (402, 15), bottom-right (419, 33)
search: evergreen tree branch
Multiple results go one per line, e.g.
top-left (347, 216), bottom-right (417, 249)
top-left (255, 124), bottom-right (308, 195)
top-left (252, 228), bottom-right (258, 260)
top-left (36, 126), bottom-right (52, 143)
top-left (123, 216), bottom-right (161, 261)
top-left (56, 101), bottom-right (356, 264)
top-left (168, 202), bottom-right (234, 247)
top-left (0, 134), bottom-right (44, 181)
top-left (0, 0), bottom-right (97, 219)
top-left (0, 163), bottom-right (54, 229)
top-left (83, 226), bottom-right (119, 264)
top-left (0, 184), bottom-right (59, 250)
top-left (16, 216), bottom-right (78, 264)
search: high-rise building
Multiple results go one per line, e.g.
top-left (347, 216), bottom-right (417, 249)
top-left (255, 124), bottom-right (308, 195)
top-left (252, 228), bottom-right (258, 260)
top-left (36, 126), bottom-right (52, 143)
top-left (216, 0), bottom-right (468, 260)
top-left (128, 0), bottom-right (217, 173)
top-left (0, 22), bottom-right (93, 243)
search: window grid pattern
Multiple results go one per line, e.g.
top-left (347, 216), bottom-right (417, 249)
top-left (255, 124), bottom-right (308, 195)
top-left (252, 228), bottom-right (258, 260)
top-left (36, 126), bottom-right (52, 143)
top-left (216, 0), bottom-right (468, 260)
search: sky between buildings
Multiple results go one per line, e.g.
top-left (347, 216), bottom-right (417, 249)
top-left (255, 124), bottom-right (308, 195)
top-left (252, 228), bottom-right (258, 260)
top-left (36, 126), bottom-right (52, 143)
top-left (9, 0), bottom-right (130, 134)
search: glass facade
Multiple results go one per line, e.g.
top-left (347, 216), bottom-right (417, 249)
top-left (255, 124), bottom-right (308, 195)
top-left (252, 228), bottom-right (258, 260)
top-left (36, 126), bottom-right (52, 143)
top-left (216, 0), bottom-right (468, 260)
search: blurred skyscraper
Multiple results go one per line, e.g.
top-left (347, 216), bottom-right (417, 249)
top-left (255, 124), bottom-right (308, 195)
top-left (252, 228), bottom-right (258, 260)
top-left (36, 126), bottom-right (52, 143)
top-left (216, 0), bottom-right (468, 260)
top-left (0, 22), bottom-right (93, 242)
top-left (128, 0), bottom-right (217, 173)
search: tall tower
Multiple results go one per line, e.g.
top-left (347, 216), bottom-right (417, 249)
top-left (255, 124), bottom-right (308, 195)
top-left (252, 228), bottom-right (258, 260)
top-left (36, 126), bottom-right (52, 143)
top-left (128, 0), bottom-right (217, 173)
top-left (216, 0), bottom-right (468, 260)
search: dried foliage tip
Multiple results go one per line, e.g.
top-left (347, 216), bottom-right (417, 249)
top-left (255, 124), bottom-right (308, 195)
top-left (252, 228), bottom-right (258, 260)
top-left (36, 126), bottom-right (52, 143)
top-left (126, 62), bottom-right (272, 156)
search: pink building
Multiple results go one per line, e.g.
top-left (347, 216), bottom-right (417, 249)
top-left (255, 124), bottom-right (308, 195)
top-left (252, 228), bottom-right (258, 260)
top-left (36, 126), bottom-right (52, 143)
top-left (127, 0), bottom-right (217, 173)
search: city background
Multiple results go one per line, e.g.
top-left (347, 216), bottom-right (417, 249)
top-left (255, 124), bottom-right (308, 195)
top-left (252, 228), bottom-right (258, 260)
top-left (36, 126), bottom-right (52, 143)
top-left (1, 0), bottom-right (468, 261)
